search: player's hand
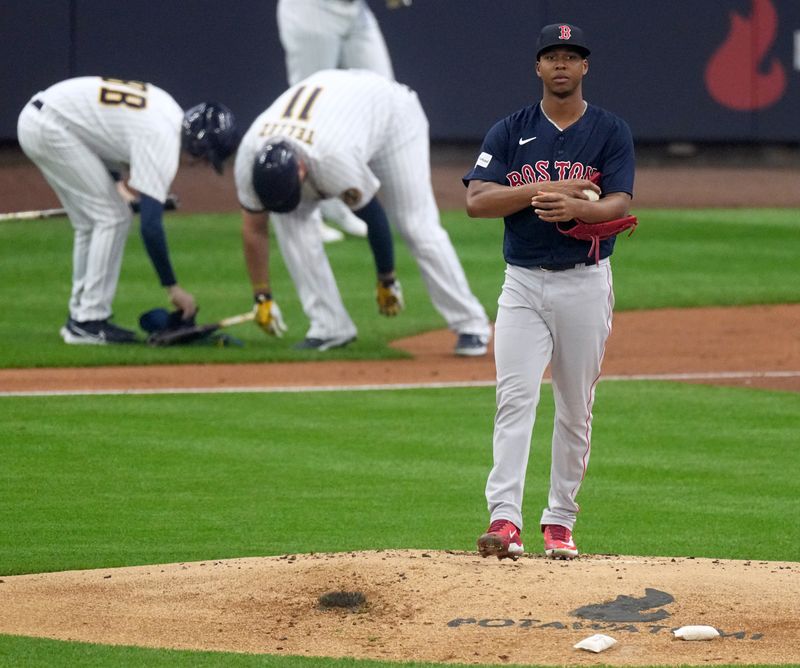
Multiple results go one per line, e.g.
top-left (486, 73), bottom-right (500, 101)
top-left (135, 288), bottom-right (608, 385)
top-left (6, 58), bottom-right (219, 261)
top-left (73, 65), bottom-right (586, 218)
top-left (253, 294), bottom-right (288, 337)
top-left (115, 180), bottom-right (138, 204)
top-left (376, 279), bottom-right (404, 316)
top-left (167, 284), bottom-right (197, 319)
top-left (531, 191), bottom-right (586, 223)
top-left (534, 178), bottom-right (600, 200)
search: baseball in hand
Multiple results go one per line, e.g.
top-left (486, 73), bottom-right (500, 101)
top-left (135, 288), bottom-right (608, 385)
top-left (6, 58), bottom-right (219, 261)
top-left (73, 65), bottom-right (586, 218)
top-left (583, 189), bottom-right (600, 202)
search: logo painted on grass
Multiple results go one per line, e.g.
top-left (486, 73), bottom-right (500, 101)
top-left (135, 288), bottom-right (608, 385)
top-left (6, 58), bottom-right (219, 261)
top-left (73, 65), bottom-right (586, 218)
top-left (447, 587), bottom-right (764, 639)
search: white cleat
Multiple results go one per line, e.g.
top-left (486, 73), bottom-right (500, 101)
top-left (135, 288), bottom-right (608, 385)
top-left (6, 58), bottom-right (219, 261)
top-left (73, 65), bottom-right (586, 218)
top-left (319, 221), bottom-right (345, 243)
top-left (320, 199), bottom-right (368, 238)
top-left (329, 211), bottom-right (368, 237)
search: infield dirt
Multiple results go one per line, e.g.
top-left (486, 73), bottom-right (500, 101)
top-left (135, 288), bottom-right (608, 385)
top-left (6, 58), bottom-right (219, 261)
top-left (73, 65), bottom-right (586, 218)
top-left (1, 303), bottom-right (798, 394)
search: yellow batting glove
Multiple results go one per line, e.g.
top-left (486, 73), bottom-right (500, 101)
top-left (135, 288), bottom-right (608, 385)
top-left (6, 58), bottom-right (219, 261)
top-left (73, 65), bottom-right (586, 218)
top-left (376, 280), bottom-right (404, 316)
top-left (253, 293), bottom-right (288, 337)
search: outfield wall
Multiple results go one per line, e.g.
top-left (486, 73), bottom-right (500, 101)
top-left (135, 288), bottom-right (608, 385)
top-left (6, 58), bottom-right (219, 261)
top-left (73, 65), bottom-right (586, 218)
top-left (1, 0), bottom-right (798, 143)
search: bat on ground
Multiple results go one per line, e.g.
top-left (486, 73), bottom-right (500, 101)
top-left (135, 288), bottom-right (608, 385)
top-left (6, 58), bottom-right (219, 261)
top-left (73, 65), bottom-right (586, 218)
top-left (0, 194), bottom-right (180, 222)
top-left (0, 208), bottom-right (66, 221)
top-left (146, 311), bottom-right (255, 346)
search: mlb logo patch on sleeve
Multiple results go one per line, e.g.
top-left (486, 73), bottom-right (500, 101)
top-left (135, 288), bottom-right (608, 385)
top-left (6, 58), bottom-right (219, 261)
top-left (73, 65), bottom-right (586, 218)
top-left (476, 152), bottom-right (492, 168)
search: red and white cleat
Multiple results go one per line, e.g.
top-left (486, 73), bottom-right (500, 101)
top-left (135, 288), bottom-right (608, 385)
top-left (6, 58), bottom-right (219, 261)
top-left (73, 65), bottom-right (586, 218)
top-left (477, 519), bottom-right (524, 560)
top-left (542, 524), bottom-right (579, 559)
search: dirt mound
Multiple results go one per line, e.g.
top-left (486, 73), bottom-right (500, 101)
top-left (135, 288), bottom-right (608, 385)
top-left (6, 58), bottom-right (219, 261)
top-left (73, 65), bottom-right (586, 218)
top-left (0, 550), bottom-right (797, 665)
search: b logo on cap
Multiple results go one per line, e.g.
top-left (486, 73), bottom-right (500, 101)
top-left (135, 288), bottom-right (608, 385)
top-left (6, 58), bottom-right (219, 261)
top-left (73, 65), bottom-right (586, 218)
top-left (559, 25), bottom-right (572, 40)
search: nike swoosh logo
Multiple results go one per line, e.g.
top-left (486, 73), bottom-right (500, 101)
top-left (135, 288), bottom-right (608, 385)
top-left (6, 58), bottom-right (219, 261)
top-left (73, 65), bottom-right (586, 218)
top-left (518, 136), bottom-right (537, 145)
top-left (509, 530), bottom-right (518, 539)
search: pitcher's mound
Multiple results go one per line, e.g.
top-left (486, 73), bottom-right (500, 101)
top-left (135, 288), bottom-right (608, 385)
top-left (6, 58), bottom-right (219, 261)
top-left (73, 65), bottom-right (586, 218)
top-left (0, 550), bottom-right (797, 665)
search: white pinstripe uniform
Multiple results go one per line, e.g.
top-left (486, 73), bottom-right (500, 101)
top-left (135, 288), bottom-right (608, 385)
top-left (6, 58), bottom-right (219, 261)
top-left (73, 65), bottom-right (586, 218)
top-left (276, 0), bottom-right (394, 239)
top-left (276, 0), bottom-right (394, 85)
top-left (17, 77), bottom-right (182, 322)
top-left (235, 69), bottom-right (490, 342)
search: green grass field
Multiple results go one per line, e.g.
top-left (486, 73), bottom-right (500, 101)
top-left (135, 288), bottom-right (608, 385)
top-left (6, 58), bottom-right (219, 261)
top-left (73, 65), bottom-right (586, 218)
top-left (2, 383), bottom-right (799, 574)
top-left (1, 208), bottom-right (798, 667)
top-left (0, 208), bottom-right (798, 366)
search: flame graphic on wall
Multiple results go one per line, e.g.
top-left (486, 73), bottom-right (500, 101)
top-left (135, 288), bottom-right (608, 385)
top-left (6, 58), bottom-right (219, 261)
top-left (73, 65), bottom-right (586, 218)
top-left (704, 0), bottom-right (786, 111)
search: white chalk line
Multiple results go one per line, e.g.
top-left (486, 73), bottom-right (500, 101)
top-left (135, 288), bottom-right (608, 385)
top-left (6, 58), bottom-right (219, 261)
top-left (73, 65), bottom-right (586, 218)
top-left (1, 370), bottom-right (798, 398)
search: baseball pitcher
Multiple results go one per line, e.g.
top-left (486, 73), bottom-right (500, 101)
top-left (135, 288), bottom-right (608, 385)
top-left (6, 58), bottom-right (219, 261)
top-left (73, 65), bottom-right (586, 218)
top-left (464, 24), bottom-right (636, 559)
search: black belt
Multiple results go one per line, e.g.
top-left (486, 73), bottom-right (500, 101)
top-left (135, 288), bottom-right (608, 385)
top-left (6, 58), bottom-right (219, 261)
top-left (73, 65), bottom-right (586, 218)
top-left (537, 260), bottom-right (597, 272)
top-left (32, 99), bottom-right (44, 110)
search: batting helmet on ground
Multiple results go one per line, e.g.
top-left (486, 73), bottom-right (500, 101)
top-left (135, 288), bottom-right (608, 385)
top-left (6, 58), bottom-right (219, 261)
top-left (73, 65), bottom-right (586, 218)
top-left (181, 102), bottom-right (239, 174)
top-left (252, 141), bottom-right (303, 213)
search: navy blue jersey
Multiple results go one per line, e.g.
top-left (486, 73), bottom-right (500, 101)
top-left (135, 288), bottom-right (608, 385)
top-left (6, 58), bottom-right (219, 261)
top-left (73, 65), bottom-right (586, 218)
top-left (463, 103), bottom-right (635, 267)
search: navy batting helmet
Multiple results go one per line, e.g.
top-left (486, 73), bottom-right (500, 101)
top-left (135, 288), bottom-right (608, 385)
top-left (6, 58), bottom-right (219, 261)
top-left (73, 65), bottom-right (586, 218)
top-left (252, 141), bottom-right (302, 213)
top-left (181, 102), bottom-right (239, 174)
